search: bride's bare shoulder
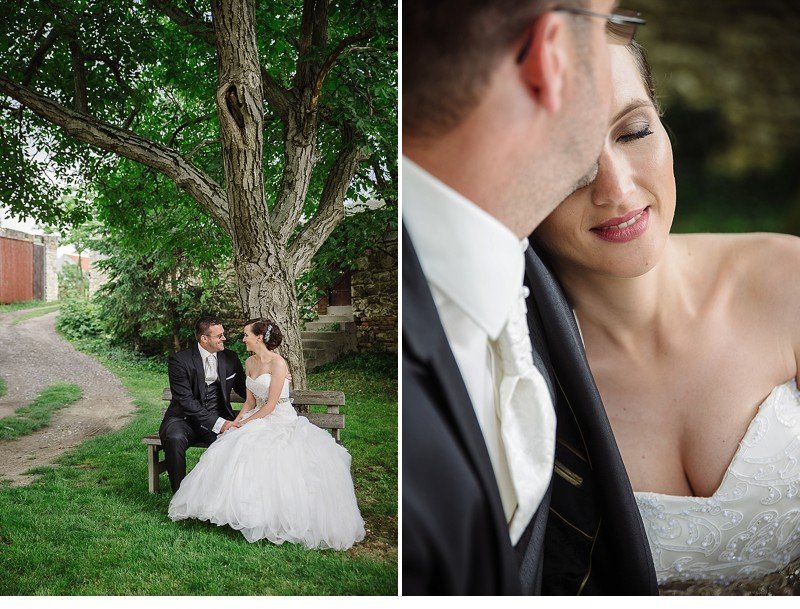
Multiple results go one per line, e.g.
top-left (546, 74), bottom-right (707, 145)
top-left (675, 232), bottom-right (800, 277)
top-left (269, 353), bottom-right (289, 374)
top-left (719, 232), bottom-right (800, 281)
top-left (710, 233), bottom-right (800, 324)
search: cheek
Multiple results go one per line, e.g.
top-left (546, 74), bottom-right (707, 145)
top-left (650, 136), bottom-right (676, 215)
top-left (535, 202), bottom-right (585, 257)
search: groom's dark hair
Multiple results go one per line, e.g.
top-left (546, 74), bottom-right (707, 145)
top-left (403, 0), bottom-right (585, 138)
top-left (195, 316), bottom-right (223, 340)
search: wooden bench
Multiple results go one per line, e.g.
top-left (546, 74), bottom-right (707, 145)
top-left (142, 388), bottom-right (345, 493)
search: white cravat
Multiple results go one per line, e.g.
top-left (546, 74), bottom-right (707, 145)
top-left (204, 352), bottom-right (218, 385)
top-left (493, 285), bottom-right (556, 544)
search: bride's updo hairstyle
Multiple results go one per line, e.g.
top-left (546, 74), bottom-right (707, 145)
top-left (245, 318), bottom-right (283, 351)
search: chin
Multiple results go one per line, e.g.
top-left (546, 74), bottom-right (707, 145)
top-left (601, 258), bottom-right (657, 279)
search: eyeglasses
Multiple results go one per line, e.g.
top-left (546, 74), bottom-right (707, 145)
top-left (204, 333), bottom-right (225, 340)
top-left (554, 7), bottom-right (645, 45)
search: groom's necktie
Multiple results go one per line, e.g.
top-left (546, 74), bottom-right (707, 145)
top-left (494, 285), bottom-right (556, 545)
top-left (204, 353), bottom-right (218, 384)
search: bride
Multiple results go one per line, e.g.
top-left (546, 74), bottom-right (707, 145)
top-left (169, 318), bottom-right (365, 550)
top-left (534, 41), bottom-right (800, 591)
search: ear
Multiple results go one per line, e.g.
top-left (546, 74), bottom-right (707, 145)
top-left (517, 13), bottom-right (566, 114)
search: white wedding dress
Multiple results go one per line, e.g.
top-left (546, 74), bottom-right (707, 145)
top-left (168, 373), bottom-right (365, 549)
top-left (635, 380), bottom-right (800, 585)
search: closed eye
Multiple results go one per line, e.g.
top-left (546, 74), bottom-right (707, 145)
top-left (618, 127), bottom-right (653, 143)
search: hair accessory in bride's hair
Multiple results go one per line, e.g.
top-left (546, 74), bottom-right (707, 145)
top-left (263, 324), bottom-right (273, 345)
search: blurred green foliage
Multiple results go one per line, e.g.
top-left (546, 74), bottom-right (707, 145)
top-left (629, 0), bottom-right (800, 235)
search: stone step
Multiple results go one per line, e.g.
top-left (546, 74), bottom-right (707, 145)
top-left (314, 314), bottom-right (354, 323)
top-left (301, 330), bottom-right (342, 342)
top-left (302, 338), bottom-right (344, 350)
top-left (327, 306), bottom-right (353, 316)
top-left (304, 320), bottom-right (355, 332)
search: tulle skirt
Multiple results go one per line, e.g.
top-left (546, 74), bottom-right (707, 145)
top-left (168, 403), bottom-right (365, 550)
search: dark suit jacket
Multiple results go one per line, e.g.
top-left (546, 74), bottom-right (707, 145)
top-left (164, 344), bottom-right (247, 432)
top-left (525, 246), bottom-right (658, 595)
top-left (402, 226), bottom-right (658, 595)
top-left (403, 227), bottom-right (525, 595)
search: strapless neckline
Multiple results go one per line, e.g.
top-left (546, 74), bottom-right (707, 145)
top-left (246, 372), bottom-right (272, 382)
top-left (633, 379), bottom-right (800, 585)
top-left (633, 379), bottom-right (799, 501)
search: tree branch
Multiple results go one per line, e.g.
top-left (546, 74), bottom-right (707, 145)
top-left (185, 138), bottom-right (220, 159)
top-left (294, 0), bottom-right (320, 92)
top-left (122, 104), bottom-right (139, 129)
top-left (146, 0), bottom-right (215, 45)
top-left (310, 30), bottom-right (373, 109)
top-left (167, 111), bottom-right (215, 147)
top-left (289, 123), bottom-right (366, 275)
top-left (312, 0), bottom-right (329, 49)
top-left (83, 52), bottom-right (132, 93)
top-left (68, 39), bottom-right (88, 113)
top-left (147, 0), bottom-right (293, 121)
top-left (22, 28), bottom-right (61, 87)
top-left (0, 73), bottom-right (231, 233)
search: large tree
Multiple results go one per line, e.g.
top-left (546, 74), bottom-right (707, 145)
top-left (0, 0), bottom-right (397, 387)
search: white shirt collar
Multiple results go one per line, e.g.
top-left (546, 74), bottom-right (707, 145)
top-left (197, 343), bottom-right (215, 360)
top-left (403, 157), bottom-right (528, 340)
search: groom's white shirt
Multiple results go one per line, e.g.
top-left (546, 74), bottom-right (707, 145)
top-left (198, 343), bottom-right (226, 434)
top-left (403, 157), bottom-right (555, 539)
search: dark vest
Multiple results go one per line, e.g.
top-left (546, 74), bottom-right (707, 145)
top-left (203, 380), bottom-right (224, 415)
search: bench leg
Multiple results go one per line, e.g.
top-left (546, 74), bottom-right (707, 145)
top-left (147, 444), bottom-right (160, 494)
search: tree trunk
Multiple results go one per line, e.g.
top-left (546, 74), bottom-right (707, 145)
top-left (212, 0), bottom-right (310, 386)
top-left (233, 252), bottom-right (307, 389)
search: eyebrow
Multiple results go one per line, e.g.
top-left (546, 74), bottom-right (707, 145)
top-left (610, 99), bottom-right (653, 126)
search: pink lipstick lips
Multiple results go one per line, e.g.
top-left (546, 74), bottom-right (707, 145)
top-left (590, 206), bottom-right (650, 243)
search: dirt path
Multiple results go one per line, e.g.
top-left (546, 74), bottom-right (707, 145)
top-left (0, 307), bottom-right (136, 485)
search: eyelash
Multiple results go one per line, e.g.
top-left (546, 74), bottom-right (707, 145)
top-left (618, 126), bottom-right (653, 143)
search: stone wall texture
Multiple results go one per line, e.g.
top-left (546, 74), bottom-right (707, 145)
top-left (43, 235), bottom-right (58, 301)
top-left (351, 227), bottom-right (397, 353)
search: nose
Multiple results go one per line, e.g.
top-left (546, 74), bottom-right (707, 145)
top-left (590, 148), bottom-right (636, 207)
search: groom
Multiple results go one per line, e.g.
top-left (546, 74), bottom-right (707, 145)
top-left (160, 316), bottom-right (247, 492)
top-left (403, 0), bottom-right (657, 595)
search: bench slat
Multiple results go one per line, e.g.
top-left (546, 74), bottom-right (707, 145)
top-left (140, 410), bottom-right (344, 450)
top-left (161, 387), bottom-right (345, 406)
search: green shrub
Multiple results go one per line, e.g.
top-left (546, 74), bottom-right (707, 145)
top-left (56, 298), bottom-right (106, 341)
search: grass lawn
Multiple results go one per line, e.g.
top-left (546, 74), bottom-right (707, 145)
top-left (0, 342), bottom-right (397, 595)
top-left (0, 300), bottom-right (53, 313)
top-left (0, 383), bottom-right (83, 440)
top-left (0, 377), bottom-right (6, 398)
top-left (10, 303), bottom-right (61, 325)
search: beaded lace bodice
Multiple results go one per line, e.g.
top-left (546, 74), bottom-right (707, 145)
top-left (635, 381), bottom-right (800, 584)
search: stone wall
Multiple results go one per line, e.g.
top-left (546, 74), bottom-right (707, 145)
top-left (43, 234), bottom-right (58, 301)
top-left (351, 226), bottom-right (397, 353)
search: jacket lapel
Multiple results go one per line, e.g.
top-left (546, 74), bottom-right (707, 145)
top-left (217, 351), bottom-right (228, 405)
top-left (403, 228), bottom-right (510, 539)
top-left (191, 343), bottom-right (205, 398)
top-left (525, 245), bottom-right (657, 592)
